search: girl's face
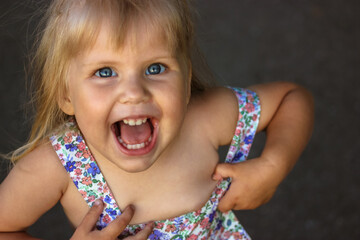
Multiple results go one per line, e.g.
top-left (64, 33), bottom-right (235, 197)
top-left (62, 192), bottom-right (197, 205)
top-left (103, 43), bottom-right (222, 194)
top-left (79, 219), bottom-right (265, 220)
top-left (61, 24), bottom-right (191, 173)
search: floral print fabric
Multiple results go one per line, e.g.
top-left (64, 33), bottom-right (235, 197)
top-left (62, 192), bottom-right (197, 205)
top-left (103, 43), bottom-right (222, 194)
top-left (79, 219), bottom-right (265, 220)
top-left (50, 87), bottom-right (260, 239)
top-left (50, 124), bottom-right (121, 227)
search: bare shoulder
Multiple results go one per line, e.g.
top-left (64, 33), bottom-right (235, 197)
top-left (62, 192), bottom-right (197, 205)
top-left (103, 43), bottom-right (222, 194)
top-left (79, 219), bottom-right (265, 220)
top-left (15, 142), bottom-right (68, 184)
top-left (187, 87), bottom-right (239, 147)
top-left (0, 142), bottom-right (68, 231)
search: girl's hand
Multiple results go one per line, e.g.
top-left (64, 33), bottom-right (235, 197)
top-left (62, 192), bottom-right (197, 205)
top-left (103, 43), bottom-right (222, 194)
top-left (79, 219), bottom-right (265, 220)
top-left (71, 200), bottom-right (153, 240)
top-left (213, 157), bottom-right (281, 212)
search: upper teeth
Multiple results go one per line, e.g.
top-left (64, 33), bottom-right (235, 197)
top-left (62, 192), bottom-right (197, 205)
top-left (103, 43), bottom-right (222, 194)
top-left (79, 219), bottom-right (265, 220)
top-left (123, 118), bottom-right (147, 126)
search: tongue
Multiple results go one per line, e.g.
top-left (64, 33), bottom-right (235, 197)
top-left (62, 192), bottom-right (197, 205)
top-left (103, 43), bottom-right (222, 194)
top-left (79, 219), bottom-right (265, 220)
top-left (120, 121), bottom-right (152, 145)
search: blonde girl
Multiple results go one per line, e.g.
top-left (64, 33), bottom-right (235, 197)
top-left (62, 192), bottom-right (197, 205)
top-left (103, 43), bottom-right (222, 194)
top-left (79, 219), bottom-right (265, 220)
top-left (0, 0), bottom-right (314, 239)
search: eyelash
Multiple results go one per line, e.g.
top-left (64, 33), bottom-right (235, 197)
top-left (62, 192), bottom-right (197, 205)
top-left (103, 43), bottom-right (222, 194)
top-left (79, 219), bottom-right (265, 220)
top-left (145, 63), bottom-right (167, 75)
top-left (95, 67), bottom-right (117, 78)
top-left (94, 63), bottom-right (167, 78)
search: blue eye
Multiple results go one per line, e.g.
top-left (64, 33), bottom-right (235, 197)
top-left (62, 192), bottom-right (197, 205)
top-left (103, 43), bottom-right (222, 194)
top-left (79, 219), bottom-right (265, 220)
top-left (95, 67), bottom-right (117, 78)
top-left (145, 63), bottom-right (166, 75)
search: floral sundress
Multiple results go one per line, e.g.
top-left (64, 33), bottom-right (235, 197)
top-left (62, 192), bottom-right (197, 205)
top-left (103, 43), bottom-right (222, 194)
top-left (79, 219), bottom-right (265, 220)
top-left (50, 87), bottom-right (261, 239)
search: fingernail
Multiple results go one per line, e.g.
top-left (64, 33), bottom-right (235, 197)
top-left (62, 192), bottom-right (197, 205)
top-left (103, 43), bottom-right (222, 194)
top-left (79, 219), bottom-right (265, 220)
top-left (212, 174), bottom-right (221, 181)
top-left (93, 199), bottom-right (102, 207)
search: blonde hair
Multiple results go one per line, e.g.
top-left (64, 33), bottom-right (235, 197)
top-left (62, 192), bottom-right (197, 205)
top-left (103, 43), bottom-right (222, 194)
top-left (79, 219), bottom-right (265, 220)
top-left (11, 0), bottom-right (214, 162)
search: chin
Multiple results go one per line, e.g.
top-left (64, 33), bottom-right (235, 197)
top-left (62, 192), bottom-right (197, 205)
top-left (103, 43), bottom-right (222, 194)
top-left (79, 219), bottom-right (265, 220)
top-left (117, 158), bottom-right (156, 173)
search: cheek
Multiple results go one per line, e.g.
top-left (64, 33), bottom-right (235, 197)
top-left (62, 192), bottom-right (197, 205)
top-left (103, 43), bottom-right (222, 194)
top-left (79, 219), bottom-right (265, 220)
top-left (160, 83), bottom-right (188, 120)
top-left (70, 83), bottom-right (112, 114)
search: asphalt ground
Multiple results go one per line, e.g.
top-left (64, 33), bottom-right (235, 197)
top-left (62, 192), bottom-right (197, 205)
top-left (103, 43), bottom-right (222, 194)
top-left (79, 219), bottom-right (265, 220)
top-left (1, 1), bottom-right (359, 239)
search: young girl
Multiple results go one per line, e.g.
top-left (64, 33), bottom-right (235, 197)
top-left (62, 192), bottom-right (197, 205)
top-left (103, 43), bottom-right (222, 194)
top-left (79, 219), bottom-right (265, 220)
top-left (0, 0), bottom-right (314, 239)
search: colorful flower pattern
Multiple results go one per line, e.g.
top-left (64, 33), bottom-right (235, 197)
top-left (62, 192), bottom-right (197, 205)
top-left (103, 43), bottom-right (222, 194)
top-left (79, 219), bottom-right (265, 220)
top-left (50, 87), bottom-right (260, 239)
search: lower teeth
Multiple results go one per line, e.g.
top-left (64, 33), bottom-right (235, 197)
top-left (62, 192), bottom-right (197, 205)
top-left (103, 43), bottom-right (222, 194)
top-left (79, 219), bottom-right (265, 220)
top-left (118, 136), bottom-right (152, 150)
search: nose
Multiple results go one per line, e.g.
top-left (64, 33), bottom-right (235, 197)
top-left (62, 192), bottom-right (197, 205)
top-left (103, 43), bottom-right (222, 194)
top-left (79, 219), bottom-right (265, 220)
top-left (118, 73), bottom-right (150, 104)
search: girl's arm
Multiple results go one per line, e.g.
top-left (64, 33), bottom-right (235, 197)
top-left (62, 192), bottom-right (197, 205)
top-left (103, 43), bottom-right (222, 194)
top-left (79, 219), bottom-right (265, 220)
top-left (0, 143), bottom-right (154, 239)
top-left (0, 143), bottom-right (68, 231)
top-left (212, 82), bottom-right (314, 211)
top-left (250, 81), bottom-right (314, 178)
top-left (0, 232), bottom-right (41, 240)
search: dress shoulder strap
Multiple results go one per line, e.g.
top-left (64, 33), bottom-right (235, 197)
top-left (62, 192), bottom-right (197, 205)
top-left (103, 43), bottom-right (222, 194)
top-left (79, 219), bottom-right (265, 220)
top-left (212, 87), bottom-right (261, 201)
top-left (50, 119), bottom-right (121, 229)
top-left (225, 87), bottom-right (261, 163)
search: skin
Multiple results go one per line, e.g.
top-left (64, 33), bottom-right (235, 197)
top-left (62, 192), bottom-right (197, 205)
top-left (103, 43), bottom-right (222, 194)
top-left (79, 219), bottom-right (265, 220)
top-left (70, 201), bottom-right (154, 240)
top-left (0, 22), bottom-right (314, 237)
top-left (214, 82), bottom-right (314, 211)
top-left (0, 200), bottom-right (153, 240)
top-left (60, 23), bottom-right (191, 173)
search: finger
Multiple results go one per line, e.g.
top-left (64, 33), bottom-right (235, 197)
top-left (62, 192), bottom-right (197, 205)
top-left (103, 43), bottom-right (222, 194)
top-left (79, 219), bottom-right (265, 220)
top-left (103, 205), bottom-right (135, 237)
top-left (217, 192), bottom-right (235, 213)
top-left (78, 199), bottom-right (104, 232)
top-left (212, 163), bottom-right (234, 180)
top-left (125, 222), bottom-right (154, 240)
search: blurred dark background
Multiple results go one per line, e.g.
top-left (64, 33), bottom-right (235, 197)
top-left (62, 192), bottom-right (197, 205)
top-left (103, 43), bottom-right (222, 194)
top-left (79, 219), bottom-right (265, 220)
top-left (1, 0), bottom-right (359, 239)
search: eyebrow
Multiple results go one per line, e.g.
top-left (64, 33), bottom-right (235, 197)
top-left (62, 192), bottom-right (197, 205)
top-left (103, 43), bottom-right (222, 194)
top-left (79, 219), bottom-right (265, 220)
top-left (80, 55), bottom-right (177, 68)
top-left (80, 60), bottom-right (120, 68)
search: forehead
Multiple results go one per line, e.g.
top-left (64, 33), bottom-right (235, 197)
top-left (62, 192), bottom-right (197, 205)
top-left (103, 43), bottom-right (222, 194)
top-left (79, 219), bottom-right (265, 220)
top-left (68, 23), bottom-right (190, 76)
top-left (69, 16), bottom-right (180, 65)
top-left (56, 0), bottom-right (192, 64)
top-left (72, 24), bottom-right (180, 68)
top-left (96, 21), bottom-right (172, 54)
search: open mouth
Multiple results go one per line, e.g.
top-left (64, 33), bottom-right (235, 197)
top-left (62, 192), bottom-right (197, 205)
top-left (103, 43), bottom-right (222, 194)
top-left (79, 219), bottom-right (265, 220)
top-left (112, 117), bottom-right (157, 155)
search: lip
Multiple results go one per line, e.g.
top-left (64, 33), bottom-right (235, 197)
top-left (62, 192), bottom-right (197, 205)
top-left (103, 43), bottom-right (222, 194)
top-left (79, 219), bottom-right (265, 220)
top-left (111, 116), bottom-right (159, 156)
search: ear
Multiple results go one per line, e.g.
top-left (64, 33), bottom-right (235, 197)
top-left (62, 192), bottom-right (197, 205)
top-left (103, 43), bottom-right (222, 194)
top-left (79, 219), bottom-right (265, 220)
top-left (58, 95), bottom-right (75, 116)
